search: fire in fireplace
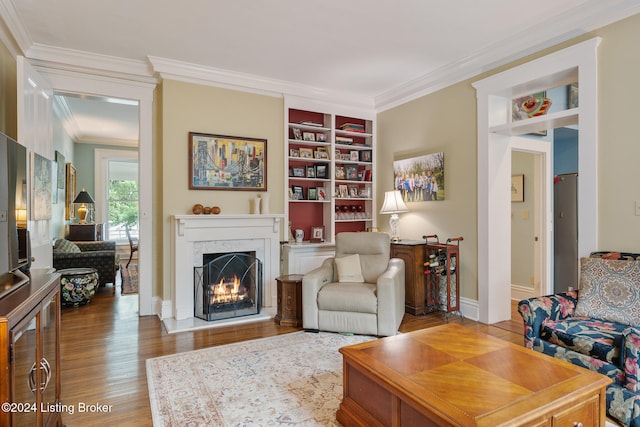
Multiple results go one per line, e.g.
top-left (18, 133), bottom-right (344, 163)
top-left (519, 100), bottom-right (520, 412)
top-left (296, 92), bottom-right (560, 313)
top-left (194, 252), bottom-right (262, 321)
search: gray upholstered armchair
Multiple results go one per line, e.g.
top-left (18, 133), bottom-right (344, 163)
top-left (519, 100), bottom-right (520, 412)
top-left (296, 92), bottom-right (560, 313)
top-left (302, 232), bottom-right (405, 336)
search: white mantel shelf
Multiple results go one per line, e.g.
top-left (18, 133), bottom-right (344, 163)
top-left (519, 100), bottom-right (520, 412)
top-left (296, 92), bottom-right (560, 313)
top-left (169, 214), bottom-right (284, 329)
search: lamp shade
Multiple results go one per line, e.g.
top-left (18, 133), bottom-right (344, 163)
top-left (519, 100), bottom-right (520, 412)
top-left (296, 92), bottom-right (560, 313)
top-left (73, 189), bottom-right (95, 204)
top-left (379, 190), bottom-right (408, 214)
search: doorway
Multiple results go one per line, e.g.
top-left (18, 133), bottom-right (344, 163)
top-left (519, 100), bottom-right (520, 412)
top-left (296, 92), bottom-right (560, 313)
top-left (473, 38), bottom-right (599, 324)
top-left (37, 67), bottom-right (155, 316)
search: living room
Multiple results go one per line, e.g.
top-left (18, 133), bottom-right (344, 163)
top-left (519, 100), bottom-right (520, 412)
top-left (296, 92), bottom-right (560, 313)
top-left (1, 2), bottom-right (640, 426)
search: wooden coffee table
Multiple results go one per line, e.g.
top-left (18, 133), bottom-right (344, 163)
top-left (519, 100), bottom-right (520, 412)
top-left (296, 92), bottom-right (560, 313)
top-left (337, 324), bottom-right (611, 427)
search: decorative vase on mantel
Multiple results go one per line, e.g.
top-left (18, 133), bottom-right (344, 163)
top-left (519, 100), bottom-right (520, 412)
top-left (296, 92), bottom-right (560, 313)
top-left (252, 197), bottom-right (261, 214)
top-left (260, 193), bottom-right (270, 214)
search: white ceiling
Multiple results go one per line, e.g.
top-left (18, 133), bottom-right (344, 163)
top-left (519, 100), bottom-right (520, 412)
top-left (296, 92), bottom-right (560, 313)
top-left (2, 0), bottom-right (640, 145)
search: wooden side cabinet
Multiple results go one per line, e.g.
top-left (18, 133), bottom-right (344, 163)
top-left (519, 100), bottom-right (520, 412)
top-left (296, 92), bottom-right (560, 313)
top-left (0, 269), bottom-right (61, 427)
top-left (67, 223), bottom-right (104, 241)
top-left (390, 241), bottom-right (426, 315)
top-left (275, 275), bottom-right (303, 327)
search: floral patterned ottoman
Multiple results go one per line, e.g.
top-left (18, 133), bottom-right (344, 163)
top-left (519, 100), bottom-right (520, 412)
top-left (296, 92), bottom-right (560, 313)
top-left (59, 267), bottom-right (99, 307)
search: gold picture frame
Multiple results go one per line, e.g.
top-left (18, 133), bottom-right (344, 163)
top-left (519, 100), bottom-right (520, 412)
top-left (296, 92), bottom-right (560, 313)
top-left (65, 163), bottom-right (77, 220)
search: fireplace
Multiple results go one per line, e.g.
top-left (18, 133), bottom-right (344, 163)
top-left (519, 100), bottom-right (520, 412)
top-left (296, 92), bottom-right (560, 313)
top-left (169, 214), bottom-right (282, 331)
top-left (194, 252), bottom-right (262, 321)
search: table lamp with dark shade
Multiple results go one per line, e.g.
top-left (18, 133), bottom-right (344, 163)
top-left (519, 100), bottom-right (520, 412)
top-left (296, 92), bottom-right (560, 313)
top-left (73, 189), bottom-right (95, 224)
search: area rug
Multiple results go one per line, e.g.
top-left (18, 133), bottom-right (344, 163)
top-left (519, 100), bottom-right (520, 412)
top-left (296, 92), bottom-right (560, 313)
top-left (146, 331), bottom-right (375, 426)
top-left (120, 263), bottom-right (138, 295)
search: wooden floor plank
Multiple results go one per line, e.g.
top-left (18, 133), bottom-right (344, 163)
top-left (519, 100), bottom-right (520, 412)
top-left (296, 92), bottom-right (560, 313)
top-left (59, 283), bottom-right (524, 426)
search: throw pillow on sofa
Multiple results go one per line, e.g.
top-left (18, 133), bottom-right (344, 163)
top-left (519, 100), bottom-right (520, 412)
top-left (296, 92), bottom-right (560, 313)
top-left (53, 238), bottom-right (81, 254)
top-left (574, 257), bottom-right (640, 326)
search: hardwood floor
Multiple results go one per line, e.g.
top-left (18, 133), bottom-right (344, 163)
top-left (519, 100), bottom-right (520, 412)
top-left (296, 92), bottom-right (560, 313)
top-left (59, 283), bottom-right (524, 426)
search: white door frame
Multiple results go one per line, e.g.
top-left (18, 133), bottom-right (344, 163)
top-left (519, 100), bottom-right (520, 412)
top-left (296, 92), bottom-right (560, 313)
top-left (35, 66), bottom-right (155, 316)
top-left (473, 38), bottom-right (599, 324)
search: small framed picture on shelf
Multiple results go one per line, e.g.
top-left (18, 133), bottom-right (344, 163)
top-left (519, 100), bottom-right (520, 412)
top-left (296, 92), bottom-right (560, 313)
top-left (292, 185), bottom-right (304, 200)
top-left (335, 166), bottom-right (346, 180)
top-left (315, 164), bottom-right (328, 179)
top-left (306, 165), bottom-right (315, 178)
top-left (315, 147), bottom-right (329, 159)
top-left (292, 128), bottom-right (302, 140)
top-left (289, 148), bottom-right (299, 157)
top-left (292, 167), bottom-right (305, 177)
top-left (317, 187), bottom-right (326, 201)
top-left (310, 226), bottom-right (325, 243)
top-left (357, 170), bottom-right (364, 181)
top-left (308, 187), bottom-right (317, 200)
top-left (316, 133), bottom-right (327, 142)
top-left (299, 147), bottom-right (313, 158)
top-left (359, 150), bottom-right (372, 162)
top-left (350, 150), bottom-right (359, 161)
top-left (338, 184), bottom-right (348, 198)
top-left (345, 165), bottom-right (358, 180)
top-left (348, 185), bottom-right (359, 198)
top-left (288, 187), bottom-right (295, 200)
top-left (302, 132), bottom-right (315, 142)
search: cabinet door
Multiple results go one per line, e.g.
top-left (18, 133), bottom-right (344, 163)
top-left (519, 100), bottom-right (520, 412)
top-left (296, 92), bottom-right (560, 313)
top-left (11, 317), bottom-right (38, 426)
top-left (41, 294), bottom-right (60, 425)
top-left (390, 244), bottom-right (426, 315)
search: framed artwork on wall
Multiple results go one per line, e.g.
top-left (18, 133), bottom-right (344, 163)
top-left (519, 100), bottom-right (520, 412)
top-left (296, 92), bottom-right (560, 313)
top-left (65, 163), bottom-right (77, 220)
top-left (393, 152), bottom-right (445, 202)
top-left (511, 174), bottom-right (524, 202)
top-left (189, 132), bottom-right (267, 191)
top-left (32, 153), bottom-right (52, 220)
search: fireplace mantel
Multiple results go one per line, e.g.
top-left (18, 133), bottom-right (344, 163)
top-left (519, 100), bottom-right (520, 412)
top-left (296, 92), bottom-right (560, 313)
top-left (170, 214), bottom-right (283, 324)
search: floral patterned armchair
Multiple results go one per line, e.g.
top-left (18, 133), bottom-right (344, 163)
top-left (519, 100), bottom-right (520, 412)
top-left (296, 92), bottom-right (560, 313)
top-left (518, 252), bottom-right (640, 427)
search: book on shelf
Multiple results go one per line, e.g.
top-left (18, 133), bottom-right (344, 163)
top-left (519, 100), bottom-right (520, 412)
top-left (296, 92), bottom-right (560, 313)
top-left (339, 123), bottom-right (365, 132)
top-left (336, 136), bottom-right (354, 144)
top-left (297, 121), bottom-right (323, 127)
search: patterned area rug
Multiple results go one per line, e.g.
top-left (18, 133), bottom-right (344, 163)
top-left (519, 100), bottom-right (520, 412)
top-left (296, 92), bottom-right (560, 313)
top-left (146, 331), bottom-right (375, 426)
top-left (120, 264), bottom-right (138, 295)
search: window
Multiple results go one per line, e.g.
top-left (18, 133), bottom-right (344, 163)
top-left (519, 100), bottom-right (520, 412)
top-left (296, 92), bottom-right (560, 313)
top-left (107, 160), bottom-right (138, 242)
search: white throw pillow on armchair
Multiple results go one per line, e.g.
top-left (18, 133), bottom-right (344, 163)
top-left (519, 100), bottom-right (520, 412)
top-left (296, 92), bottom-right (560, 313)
top-left (335, 254), bottom-right (365, 283)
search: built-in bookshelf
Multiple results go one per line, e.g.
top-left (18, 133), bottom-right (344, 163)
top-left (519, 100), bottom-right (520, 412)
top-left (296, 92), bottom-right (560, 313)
top-left (284, 101), bottom-right (376, 248)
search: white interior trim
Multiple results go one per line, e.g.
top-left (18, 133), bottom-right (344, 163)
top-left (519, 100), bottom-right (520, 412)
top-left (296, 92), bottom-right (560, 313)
top-left (473, 38), bottom-right (600, 324)
top-left (36, 65), bottom-right (155, 316)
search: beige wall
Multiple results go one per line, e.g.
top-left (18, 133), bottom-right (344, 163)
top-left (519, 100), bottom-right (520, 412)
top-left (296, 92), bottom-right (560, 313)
top-left (597, 14), bottom-right (640, 250)
top-left (159, 80), bottom-right (284, 298)
top-left (377, 12), bottom-right (640, 301)
top-left (377, 83), bottom-right (479, 299)
top-left (0, 38), bottom-right (16, 138)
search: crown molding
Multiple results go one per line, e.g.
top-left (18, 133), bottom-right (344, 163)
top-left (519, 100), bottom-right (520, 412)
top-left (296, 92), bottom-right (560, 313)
top-left (0, 0), bottom-right (31, 55)
top-left (74, 136), bottom-right (138, 147)
top-left (52, 94), bottom-right (81, 141)
top-left (375, 0), bottom-right (640, 112)
top-left (148, 55), bottom-right (375, 112)
top-left (26, 43), bottom-right (157, 84)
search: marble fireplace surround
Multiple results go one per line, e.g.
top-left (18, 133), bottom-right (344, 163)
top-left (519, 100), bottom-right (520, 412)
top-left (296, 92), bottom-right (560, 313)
top-left (166, 214), bottom-right (283, 333)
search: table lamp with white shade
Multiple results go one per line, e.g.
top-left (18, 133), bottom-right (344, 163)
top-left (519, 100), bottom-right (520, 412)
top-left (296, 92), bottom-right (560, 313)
top-left (379, 190), bottom-right (409, 242)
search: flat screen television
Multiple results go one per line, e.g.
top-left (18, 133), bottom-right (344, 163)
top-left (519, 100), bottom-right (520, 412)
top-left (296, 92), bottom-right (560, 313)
top-left (0, 132), bottom-right (29, 297)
